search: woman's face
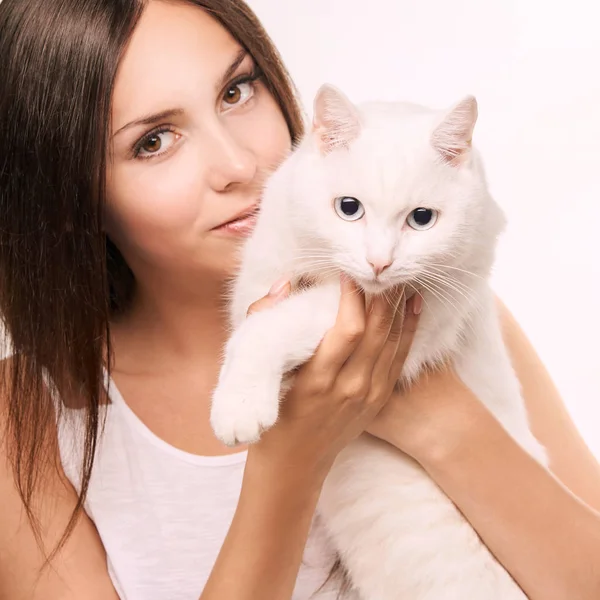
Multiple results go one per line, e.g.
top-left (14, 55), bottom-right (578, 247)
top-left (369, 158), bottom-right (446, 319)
top-left (106, 0), bottom-right (292, 287)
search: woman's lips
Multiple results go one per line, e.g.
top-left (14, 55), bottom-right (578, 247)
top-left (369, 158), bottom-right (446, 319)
top-left (213, 212), bottom-right (258, 235)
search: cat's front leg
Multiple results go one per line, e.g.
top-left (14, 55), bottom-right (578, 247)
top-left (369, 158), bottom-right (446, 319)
top-left (210, 282), bottom-right (340, 446)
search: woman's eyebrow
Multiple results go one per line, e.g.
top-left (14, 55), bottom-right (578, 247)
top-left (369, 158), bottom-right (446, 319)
top-left (113, 108), bottom-right (185, 138)
top-left (216, 48), bottom-right (249, 93)
top-left (113, 49), bottom-right (249, 138)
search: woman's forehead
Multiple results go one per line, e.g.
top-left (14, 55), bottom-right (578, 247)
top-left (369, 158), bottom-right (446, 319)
top-left (111, 1), bottom-right (241, 132)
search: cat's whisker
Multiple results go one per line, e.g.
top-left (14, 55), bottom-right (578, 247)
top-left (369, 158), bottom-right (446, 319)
top-left (419, 269), bottom-right (481, 311)
top-left (418, 276), bottom-right (479, 338)
top-left (379, 287), bottom-right (395, 307)
top-left (423, 263), bottom-right (485, 282)
top-left (292, 250), bottom-right (334, 257)
top-left (306, 267), bottom-right (341, 279)
top-left (290, 260), bottom-right (337, 271)
top-left (415, 274), bottom-right (476, 330)
top-left (409, 278), bottom-right (438, 325)
top-left (419, 269), bottom-right (473, 295)
top-left (290, 256), bottom-right (331, 261)
top-left (423, 273), bottom-right (485, 320)
top-left (417, 277), bottom-right (463, 319)
top-left (289, 256), bottom-right (335, 265)
top-left (413, 276), bottom-right (448, 309)
top-left (418, 265), bottom-right (475, 290)
top-left (289, 260), bottom-right (339, 272)
top-left (415, 262), bottom-right (486, 316)
top-left (412, 277), bottom-right (452, 330)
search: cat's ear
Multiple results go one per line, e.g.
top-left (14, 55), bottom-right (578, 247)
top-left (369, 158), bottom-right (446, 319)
top-left (312, 84), bottom-right (362, 155)
top-left (431, 95), bottom-right (478, 166)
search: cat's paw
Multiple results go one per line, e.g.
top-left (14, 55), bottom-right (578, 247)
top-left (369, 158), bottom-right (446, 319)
top-left (210, 375), bottom-right (281, 446)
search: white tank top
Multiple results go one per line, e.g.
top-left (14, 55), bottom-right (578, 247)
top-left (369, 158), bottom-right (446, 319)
top-left (55, 376), bottom-right (341, 600)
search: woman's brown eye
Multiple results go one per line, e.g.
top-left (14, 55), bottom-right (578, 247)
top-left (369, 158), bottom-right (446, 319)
top-left (143, 134), bottom-right (162, 153)
top-left (135, 130), bottom-right (179, 159)
top-left (224, 85), bottom-right (242, 105)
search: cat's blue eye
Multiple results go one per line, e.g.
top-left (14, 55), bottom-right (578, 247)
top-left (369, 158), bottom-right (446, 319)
top-left (407, 208), bottom-right (438, 230)
top-left (334, 196), bottom-right (365, 221)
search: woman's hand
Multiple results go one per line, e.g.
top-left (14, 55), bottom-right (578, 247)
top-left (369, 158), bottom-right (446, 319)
top-left (245, 276), bottom-right (421, 482)
top-left (367, 362), bottom-right (600, 600)
top-left (366, 360), bottom-right (483, 464)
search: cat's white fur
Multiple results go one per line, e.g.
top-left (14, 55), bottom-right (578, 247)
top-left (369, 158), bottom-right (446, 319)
top-left (210, 84), bottom-right (547, 599)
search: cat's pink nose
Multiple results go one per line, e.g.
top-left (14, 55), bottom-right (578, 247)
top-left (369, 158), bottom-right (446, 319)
top-left (369, 261), bottom-right (391, 276)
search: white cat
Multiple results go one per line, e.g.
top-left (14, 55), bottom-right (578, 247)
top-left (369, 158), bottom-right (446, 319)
top-left (210, 84), bottom-right (547, 599)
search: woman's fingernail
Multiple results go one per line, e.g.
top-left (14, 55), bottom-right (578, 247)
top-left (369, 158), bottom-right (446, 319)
top-left (340, 272), bottom-right (354, 289)
top-left (269, 276), bottom-right (290, 296)
top-left (413, 293), bottom-right (423, 315)
top-left (274, 282), bottom-right (291, 300)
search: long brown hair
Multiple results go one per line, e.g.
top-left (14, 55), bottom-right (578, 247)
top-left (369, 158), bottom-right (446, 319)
top-left (0, 0), bottom-right (304, 561)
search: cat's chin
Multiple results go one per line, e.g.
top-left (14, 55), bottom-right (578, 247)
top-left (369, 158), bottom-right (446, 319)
top-left (356, 279), bottom-right (395, 295)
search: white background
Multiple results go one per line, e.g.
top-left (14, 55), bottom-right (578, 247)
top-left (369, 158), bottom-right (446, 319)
top-left (246, 0), bottom-right (600, 457)
top-left (1, 0), bottom-right (598, 458)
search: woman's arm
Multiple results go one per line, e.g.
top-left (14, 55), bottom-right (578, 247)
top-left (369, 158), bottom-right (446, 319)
top-left (201, 451), bottom-right (326, 599)
top-left (372, 299), bottom-right (600, 600)
top-left (495, 297), bottom-right (600, 510)
top-left (421, 393), bottom-right (600, 600)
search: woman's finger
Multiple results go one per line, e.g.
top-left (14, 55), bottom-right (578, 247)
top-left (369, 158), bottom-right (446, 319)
top-left (246, 278), bottom-right (291, 316)
top-left (304, 275), bottom-right (366, 378)
top-left (337, 285), bottom-right (405, 379)
top-left (387, 293), bottom-right (421, 381)
top-left (365, 292), bottom-right (409, 395)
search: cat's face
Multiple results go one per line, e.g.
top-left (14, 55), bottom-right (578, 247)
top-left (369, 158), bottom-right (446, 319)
top-left (287, 86), bottom-right (502, 294)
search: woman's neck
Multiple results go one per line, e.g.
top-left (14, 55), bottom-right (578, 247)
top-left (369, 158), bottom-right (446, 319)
top-left (110, 274), bottom-right (230, 376)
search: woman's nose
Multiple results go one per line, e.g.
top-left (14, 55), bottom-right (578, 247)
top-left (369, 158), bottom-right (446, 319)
top-left (204, 126), bottom-right (257, 192)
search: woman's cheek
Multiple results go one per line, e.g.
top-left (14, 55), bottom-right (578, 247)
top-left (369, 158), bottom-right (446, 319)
top-left (250, 98), bottom-right (292, 168)
top-left (105, 162), bottom-right (207, 267)
top-left (116, 149), bottom-right (206, 232)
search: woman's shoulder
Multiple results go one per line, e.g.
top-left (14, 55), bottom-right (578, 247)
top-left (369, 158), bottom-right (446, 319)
top-left (0, 370), bottom-right (117, 598)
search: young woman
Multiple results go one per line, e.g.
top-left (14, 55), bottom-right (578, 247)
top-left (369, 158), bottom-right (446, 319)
top-left (1, 1), bottom-right (599, 599)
